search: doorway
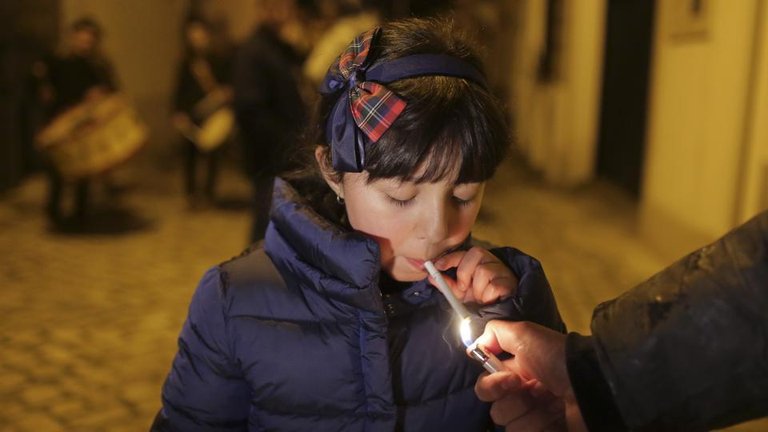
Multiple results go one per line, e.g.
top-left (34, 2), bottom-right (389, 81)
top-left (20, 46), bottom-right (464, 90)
top-left (596, 0), bottom-right (656, 197)
top-left (0, 0), bottom-right (59, 191)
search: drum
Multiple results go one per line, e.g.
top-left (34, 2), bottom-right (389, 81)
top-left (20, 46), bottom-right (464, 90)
top-left (195, 107), bottom-right (235, 152)
top-left (185, 87), bottom-right (234, 152)
top-left (36, 94), bottom-right (148, 181)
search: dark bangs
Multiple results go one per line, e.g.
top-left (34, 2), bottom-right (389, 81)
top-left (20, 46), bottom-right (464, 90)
top-left (363, 75), bottom-right (508, 184)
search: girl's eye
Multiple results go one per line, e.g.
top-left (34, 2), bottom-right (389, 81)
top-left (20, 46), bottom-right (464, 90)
top-left (387, 195), bottom-right (415, 207)
top-left (453, 196), bottom-right (475, 207)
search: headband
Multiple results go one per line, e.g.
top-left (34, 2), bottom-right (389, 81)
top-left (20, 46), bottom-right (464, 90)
top-left (319, 28), bottom-right (487, 172)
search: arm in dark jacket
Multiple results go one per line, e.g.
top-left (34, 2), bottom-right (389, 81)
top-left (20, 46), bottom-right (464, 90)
top-left (151, 268), bottom-right (251, 432)
top-left (572, 211), bottom-right (768, 431)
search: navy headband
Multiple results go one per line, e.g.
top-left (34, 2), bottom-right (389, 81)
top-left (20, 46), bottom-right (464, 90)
top-left (321, 29), bottom-right (488, 172)
top-left (365, 54), bottom-right (487, 87)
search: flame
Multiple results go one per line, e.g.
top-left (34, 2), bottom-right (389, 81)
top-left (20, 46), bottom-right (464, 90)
top-left (459, 317), bottom-right (474, 347)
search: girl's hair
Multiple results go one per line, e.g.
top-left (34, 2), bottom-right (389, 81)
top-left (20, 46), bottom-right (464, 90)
top-left (287, 16), bottom-right (510, 224)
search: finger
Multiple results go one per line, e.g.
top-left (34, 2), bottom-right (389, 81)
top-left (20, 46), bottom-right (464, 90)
top-left (427, 271), bottom-right (466, 299)
top-left (478, 322), bottom-right (571, 397)
top-left (483, 276), bottom-right (516, 304)
top-left (503, 399), bottom-right (565, 432)
top-left (485, 261), bottom-right (518, 302)
top-left (433, 250), bottom-right (466, 270)
top-left (542, 417), bottom-right (568, 432)
top-left (489, 393), bottom-right (536, 426)
top-left (474, 371), bottom-right (522, 402)
top-left (481, 321), bottom-right (548, 359)
top-left (475, 252), bottom-right (517, 298)
top-left (430, 251), bottom-right (467, 299)
top-left (565, 400), bottom-right (589, 432)
top-left (453, 247), bottom-right (485, 294)
top-left (470, 261), bottom-right (515, 304)
top-left (467, 261), bottom-right (495, 303)
top-left (526, 380), bottom-right (550, 399)
top-left (474, 320), bottom-right (526, 356)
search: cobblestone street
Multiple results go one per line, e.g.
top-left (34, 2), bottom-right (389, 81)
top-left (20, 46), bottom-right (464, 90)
top-left (0, 160), bottom-right (254, 431)
top-left (0, 160), bottom-right (765, 431)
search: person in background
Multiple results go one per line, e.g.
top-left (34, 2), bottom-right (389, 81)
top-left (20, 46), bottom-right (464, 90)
top-left (302, 0), bottom-right (381, 88)
top-left (152, 18), bottom-right (566, 431)
top-left (232, 0), bottom-right (308, 243)
top-left (38, 17), bottom-right (117, 228)
top-left (472, 210), bottom-right (768, 431)
top-left (171, 16), bottom-right (232, 208)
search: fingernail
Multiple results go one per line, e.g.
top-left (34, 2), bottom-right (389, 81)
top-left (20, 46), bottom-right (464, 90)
top-left (434, 258), bottom-right (444, 268)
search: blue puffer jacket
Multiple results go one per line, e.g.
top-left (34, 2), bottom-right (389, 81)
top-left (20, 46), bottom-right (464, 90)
top-left (152, 179), bottom-right (565, 432)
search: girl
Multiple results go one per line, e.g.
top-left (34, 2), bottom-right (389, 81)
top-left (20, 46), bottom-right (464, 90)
top-left (152, 17), bottom-right (565, 432)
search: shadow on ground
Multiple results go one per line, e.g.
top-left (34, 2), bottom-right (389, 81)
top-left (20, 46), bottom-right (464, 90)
top-left (48, 206), bottom-right (156, 236)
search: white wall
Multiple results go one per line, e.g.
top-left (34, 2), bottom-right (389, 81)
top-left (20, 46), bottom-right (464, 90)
top-left (640, 0), bottom-right (763, 259)
top-left (60, 0), bottom-right (188, 164)
top-left (507, 0), bottom-right (606, 186)
top-left (506, 0), bottom-right (767, 260)
top-left (738, 0), bottom-right (768, 223)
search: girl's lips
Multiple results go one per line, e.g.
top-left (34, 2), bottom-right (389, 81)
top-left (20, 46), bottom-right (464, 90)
top-left (405, 257), bottom-right (426, 271)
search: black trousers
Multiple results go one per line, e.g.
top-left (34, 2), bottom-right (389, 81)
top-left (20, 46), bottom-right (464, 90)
top-left (46, 166), bottom-right (90, 224)
top-left (183, 139), bottom-right (220, 200)
top-left (249, 175), bottom-right (274, 243)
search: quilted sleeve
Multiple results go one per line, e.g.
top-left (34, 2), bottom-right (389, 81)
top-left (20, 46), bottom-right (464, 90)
top-left (476, 247), bottom-right (566, 333)
top-left (151, 268), bottom-right (251, 431)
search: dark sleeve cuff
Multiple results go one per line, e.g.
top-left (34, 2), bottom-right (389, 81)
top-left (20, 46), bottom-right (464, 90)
top-left (566, 333), bottom-right (627, 432)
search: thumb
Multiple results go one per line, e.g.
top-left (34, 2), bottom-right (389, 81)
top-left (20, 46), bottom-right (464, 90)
top-left (477, 320), bottom-right (572, 397)
top-left (474, 320), bottom-right (528, 356)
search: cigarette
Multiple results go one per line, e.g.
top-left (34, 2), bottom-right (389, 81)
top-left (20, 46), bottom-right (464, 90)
top-left (424, 260), bottom-right (471, 320)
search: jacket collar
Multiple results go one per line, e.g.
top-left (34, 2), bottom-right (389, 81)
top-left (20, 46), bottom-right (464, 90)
top-left (267, 178), bottom-right (381, 289)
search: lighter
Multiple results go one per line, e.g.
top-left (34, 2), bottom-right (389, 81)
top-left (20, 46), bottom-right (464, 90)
top-left (466, 341), bottom-right (505, 374)
top-left (425, 260), bottom-right (506, 374)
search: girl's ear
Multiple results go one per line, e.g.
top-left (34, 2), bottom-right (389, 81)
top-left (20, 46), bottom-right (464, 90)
top-left (314, 146), bottom-right (344, 198)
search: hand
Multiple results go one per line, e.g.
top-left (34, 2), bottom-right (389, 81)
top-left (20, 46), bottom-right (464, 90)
top-left (217, 86), bottom-right (234, 103)
top-left (474, 371), bottom-right (566, 431)
top-left (172, 112), bottom-right (192, 130)
top-left (431, 247), bottom-right (517, 304)
top-left (473, 321), bottom-right (588, 432)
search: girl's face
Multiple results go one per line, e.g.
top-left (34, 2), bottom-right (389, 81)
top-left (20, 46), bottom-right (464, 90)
top-left (340, 167), bottom-right (485, 282)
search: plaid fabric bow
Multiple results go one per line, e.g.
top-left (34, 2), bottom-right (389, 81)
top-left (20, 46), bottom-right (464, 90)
top-left (320, 28), bottom-right (407, 172)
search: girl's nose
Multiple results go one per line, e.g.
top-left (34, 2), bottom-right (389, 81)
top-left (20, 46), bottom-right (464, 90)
top-left (417, 200), bottom-right (450, 242)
